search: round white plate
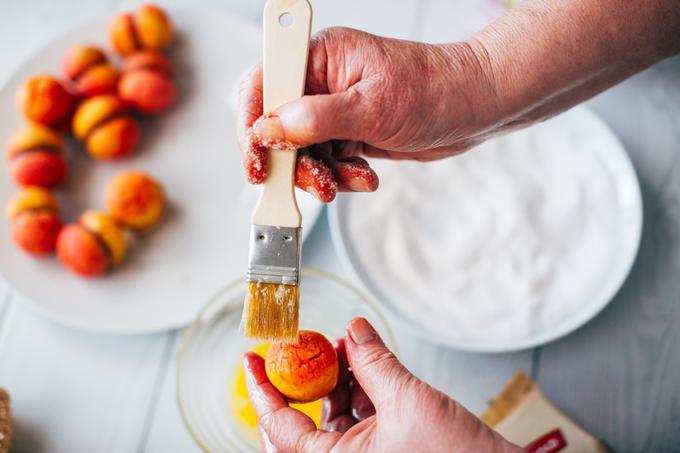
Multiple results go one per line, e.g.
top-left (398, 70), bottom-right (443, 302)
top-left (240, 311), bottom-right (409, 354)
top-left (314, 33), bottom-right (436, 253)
top-left (329, 106), bottom-right (642, 352)
top-left (0, 10), bottom-right (323, 334)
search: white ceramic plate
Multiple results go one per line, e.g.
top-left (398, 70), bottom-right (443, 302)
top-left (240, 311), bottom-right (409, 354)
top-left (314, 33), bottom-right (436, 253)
top-left (329, 106), bottom-right (642, 352)
top-left (0, 10), bottom-right (323, 334)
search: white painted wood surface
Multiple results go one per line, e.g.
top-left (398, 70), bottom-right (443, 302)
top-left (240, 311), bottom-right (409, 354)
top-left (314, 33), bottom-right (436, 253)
top-left (0, 1), bottom-right (678, 452)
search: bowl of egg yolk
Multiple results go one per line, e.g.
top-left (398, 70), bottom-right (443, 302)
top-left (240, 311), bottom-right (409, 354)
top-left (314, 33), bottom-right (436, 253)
top-left (176, 268), bottom-right (397, 453)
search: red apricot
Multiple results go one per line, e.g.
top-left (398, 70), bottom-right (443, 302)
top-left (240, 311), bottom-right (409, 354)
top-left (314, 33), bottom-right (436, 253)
top-left (62, 46), bottom-right (120, 98)
top-left (109, 4), bottom-right (174, 56)
top-left (5, 187), bottom-right (61, 255)
top-left (57, 211), bottom-right (127, 277)
top-left (17, 75), bottom-right (73, 126)
top-left (7, 125), bottom-right (67, 187)
top-left (118, 50), bottom-right (176, 114)
top-left (265, 330), bottom-right (339, 403)
top-left (72, 95), bottom-right (140, 159)
top-left (105, 171), bottom-right (165, 231)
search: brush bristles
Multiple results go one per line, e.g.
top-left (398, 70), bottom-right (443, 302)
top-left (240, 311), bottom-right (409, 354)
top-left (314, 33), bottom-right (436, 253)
top-left (242, 281), bottom-right (299, 341)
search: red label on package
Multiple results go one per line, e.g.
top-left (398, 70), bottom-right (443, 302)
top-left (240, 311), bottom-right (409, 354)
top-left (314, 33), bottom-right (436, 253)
top-left (525, 429), bottom-right (567, 453)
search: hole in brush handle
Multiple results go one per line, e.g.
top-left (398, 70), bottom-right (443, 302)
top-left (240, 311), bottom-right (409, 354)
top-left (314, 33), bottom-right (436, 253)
top-left (279, 12), bottom-right (293, 27)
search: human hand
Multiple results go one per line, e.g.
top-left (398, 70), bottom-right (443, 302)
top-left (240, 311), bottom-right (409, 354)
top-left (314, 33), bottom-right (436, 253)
top-left (244, 317), bottom-right (522, 452)
top-left (238, 0), bottom-right (680, 203)
top-left (237, 27), bottom-right (500, 202)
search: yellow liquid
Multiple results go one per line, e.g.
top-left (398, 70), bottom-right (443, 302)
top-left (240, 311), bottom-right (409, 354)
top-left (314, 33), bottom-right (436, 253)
top-left (230, 342), bottom-right (322, 433)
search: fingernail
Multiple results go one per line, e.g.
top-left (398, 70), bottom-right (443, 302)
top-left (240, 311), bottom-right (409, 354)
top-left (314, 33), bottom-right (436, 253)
top-left (348, 317), bottom-right (377, 345)
top-left (348, 177), bottom-right (372, 192)
top-left (253, 115), bottom-right (285, 142)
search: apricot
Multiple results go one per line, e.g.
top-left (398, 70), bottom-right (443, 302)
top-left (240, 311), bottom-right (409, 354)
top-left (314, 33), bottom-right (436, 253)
top-left (265, 330), bottom-right (339, 403)
top-left (17, 75), bottom-right (73, 126)
top-left (57, 211), bottom-right (127, 277)
top-left (5, 187), bottom-right (61, 255)
top-left (105, 171), bottom-right (165, 231)
top-left (109, 4), bottom-right (174, 56)
top-left (62, 46), bottom-right (120, 98)
top-left (7, 125), bottom-right (67, 187)
top-left (118, 50), bottom-right (176, 114)
top-left (72, 94), bottom-right (140, 159)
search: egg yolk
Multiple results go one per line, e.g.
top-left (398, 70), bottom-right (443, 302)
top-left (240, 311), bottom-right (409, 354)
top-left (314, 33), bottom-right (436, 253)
top-left (230, 342), bottom-right (322, 433)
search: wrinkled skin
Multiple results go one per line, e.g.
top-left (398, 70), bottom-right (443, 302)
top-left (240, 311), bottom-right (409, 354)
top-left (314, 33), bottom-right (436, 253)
top-left (237, 28), bottom-right (495, 202)
top-left (240, 0), bottom-right (680, 449)
top-left (244, 318), bottom-right (522, 453)
top-left (238, 0), bottom-right (680, 202)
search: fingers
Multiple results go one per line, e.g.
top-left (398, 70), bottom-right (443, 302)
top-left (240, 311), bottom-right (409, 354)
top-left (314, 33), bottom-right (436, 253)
top-left (350, 381), bottom-right (375, 421)
top-left (322, 338), bottom-right (375, 430)
top-left (326, 157), bottom-right (379, 192)
top-left (243, 353), bottom-right (340, 452)
top-left (237, 65), bottom-right (268, 184)
top-left (295, 153), bottom-right (338, 203)
top-left (344, 317), bottom-right (416, 410)
top-left (237, 64), bottom-right (264, 152)
top-left (243, 140), bottom-right (267, 185)
top-left (322, 339), bottom-right (354, 432)
top-left (335, 338), bottom-right (351, 385)
top-left (252, 90), bottom-right (360, 148)
top-left (295, 151), bottom-right (378, 202)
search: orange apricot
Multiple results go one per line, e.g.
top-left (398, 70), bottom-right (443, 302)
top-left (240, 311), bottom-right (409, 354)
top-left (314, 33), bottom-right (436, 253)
top-left (105, 171), bottom-right (165, 231)
top-left (6, 187), bottom-right (61, 255)
top-left (62, 46), bottom-right (120, 98)
top-left (7, 125), bottom-right (67, 187)
top-left (109, 4), bottom-right (174, 56)
top-left (72, 94), bottom-right (140, 159)
top-left (17, 75), bottom-right (73, 126)
top-left (265, 330), bottom-right (339, 403)
top-left (118, 50), bottom-right (176, 114)
top-left (57, 211), bottom-right (127, 277)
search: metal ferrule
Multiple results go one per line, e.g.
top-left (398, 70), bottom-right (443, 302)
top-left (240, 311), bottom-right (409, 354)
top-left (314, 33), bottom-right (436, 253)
top-left (247, 225), bottom-right (302, 285)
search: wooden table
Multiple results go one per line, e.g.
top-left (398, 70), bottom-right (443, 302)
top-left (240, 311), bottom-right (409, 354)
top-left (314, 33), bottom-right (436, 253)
top-left (1, 1), bottom-right (679, 452)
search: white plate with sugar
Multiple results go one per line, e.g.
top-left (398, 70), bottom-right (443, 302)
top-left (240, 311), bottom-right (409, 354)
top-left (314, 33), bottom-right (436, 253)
top-left (329, 106), bottom-right (642, 352)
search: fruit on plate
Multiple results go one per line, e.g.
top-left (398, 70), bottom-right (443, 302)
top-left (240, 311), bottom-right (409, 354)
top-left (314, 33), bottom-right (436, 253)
top-left (62, 45), bottom-right (120, 98)
top-left (5, 187), bottom-right (62, 256)
top-left (17, 75), bottom-right (73, 127)
top-left (7, 125), bottom-right (67, 187)
top-left (265, 330), bottom-right (339, 403)
top-left (109, 4), bottom-right (174, 56)
top-left (72, 94), bottom-right (140, 159)
top-left (105, 170), bottom-right (165, 231)
top-left (118, 50), bottom-right (176, 115)
top-left (57, 210), bottom-right (127, 277)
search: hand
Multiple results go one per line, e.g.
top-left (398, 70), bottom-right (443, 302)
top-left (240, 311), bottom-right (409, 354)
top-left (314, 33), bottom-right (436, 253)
top-left (238, 0), bottom-right (680, 203)
top-left (237, 27), bottom-right (500, 202)
top-left (244, 317), bottom-right (522, 452)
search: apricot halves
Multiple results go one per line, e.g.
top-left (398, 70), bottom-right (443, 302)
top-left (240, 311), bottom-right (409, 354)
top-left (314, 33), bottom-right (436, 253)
top-left (72, 94), bottom-right (140, 159)
top-left (118, 50), bottom-right (176, 115)
top-left (62, 46), bottom-right (120, 98)
top-left (57, 211), bottom-right (127, 277)
top-left (109, 4), bottom-right (174, 56)
top-left (7, 125), bottom-right (67, 187)
top-left (6, 187), bottom-right (62, 255)
top-left (105, 170), bottom-right (165, 231)
top-left (17, 76), bottom-right (73, 126)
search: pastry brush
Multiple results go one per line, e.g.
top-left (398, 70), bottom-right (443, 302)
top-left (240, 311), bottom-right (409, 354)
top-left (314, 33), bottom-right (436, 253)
top-left (243, 0), bottom-right (312, 341)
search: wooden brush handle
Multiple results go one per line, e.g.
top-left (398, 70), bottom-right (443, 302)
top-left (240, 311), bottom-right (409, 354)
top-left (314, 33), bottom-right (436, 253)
top-left (252, 0), bottom-right (312, 228)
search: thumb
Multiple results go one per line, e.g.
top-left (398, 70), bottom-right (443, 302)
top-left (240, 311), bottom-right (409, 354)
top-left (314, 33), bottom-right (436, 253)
top-left (252, 91), bottom-right (360, 148)
top-left (344, 317), bottom-right (416, 410)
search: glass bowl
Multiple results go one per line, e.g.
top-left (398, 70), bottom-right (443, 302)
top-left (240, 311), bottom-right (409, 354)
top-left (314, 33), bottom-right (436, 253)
top-left (176, 268), bottom-right (397, 453)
